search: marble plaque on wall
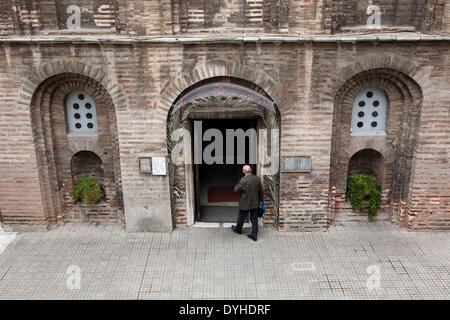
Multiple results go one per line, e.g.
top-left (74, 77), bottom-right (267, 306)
top-left (282, 156), bottom-right (311, 173)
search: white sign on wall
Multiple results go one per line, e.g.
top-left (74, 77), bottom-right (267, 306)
top-left (152, 157), bottom-right (167, 176)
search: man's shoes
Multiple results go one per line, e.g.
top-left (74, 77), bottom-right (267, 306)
top-left (247, 235), bottom-right (257, 241)
top-left (231, 225), bottom-right (242, 235)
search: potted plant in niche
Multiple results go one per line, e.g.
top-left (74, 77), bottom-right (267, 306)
top-left (72, 175), bottom-right (105, 206)
top-left (346, 169), bottom-right (381, 221)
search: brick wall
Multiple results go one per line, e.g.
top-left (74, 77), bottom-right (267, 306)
top-left (0, 1), bottom-right (448, 231)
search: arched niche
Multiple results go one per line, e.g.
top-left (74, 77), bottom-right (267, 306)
top-left (347, 149), bottom-right (384, 184)
top-left (330, 68), bottom-right (423, 225)
top-left (30, 73), bottom-right (124, 224)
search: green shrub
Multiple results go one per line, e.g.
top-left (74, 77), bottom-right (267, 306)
top-left (72, 175), bottom-right (104, 205)
top-left (346, 169), bottom-right (381, 221)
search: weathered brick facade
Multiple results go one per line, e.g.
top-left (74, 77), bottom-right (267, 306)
top-left (0, 0), bottom-right (448, 232)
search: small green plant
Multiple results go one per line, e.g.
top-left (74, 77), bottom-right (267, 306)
top-left (346, 169), bottom-right (381, 221)
top-left (72, 175), bottom-right (104, 205)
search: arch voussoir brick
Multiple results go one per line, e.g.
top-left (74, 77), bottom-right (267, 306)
top-left (159, 59), bottom-right (289, 228)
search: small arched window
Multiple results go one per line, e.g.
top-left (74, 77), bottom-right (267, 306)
top-left (351, 88), bottom-right (386, 136)
top-left (66, 90), bottom-right (98, 134)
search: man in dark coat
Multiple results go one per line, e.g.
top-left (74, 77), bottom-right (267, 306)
top-left (231, 165), bottom-right (264, 241)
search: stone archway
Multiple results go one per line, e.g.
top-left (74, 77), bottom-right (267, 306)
top-left (166, 77), bottom-right (281, 227)
top-left (18, 60), bottom-right (128, 112)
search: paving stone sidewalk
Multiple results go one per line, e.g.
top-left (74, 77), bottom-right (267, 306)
top-left (0, 222), bottom-right (448, 300)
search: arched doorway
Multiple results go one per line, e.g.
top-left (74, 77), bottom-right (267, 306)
top-left (167, 77), bottom-right (281, 226)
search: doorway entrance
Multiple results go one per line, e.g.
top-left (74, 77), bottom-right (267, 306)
top-left (194, 118), bottom-right (256, 223)
top-left (166, 80), bottom-right (281, 228)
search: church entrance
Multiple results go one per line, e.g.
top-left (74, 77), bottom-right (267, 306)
top-left (193, 118), bottom-right (256, 223)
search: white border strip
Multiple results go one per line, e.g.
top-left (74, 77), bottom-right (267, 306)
top-left (0, 232), bottom-right (17, 256)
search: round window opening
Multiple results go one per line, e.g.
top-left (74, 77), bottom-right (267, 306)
top-left (78, 94), bottom-right (84, 100)
top-left (85, 103), bottom-right (92, 109)
top-left (373, 100), bottom-right (380, 107)
top-left (371, 122), bottom-right (377, 127)
top-left (73, 103), bottom-right (79, 110)
top-left (75, 123), bottom-right (82, 129)
top-left (372, 111), bottom-right (378, 117)
top-left (359, 101), bottom-right (365, 107)
top-left (367, 91), bottom-right (373, 98)
top-left (357, 122), bottom-right (364, 128)
top-left (358, 111), bottom-right (364, 118)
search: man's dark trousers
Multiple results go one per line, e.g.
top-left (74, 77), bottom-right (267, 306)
top-left (236, 208), bottom-right (258, 238)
